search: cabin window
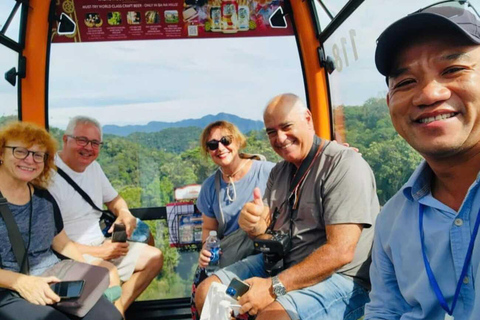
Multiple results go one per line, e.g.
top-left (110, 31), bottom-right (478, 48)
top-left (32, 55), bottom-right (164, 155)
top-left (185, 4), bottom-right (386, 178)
top-left (0, 1), bottom-right (21, 121)
top-left (48, 31), bottom-right (304, 300)
top-left (316, 0), bottom-right (451, 204)
top-left (0, 47), bottom-right (18, 121)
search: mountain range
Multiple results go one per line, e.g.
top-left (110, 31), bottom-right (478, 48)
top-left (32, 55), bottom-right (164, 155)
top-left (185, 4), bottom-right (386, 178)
top-left (103, 113), bottom-right (264, 136)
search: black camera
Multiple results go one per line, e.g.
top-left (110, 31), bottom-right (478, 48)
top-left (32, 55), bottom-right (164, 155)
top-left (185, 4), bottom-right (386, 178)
top-left (254, 230), bottom-right (291, 275)
top-left (254, 231), bottom-right (291, 256)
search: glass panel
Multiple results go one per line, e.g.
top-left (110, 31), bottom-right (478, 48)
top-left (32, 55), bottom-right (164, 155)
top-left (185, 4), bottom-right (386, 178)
top-left (0, 2), bottom-right (16, 30)
top-left (0, 45), bottom-right (19, 122)
top-left (312, 0), bottom-right (334, 30)
top-left (312, 0), bottom-right (354, 31)
top-left (324, 0), bottom-right (480, 205)
top-left (319, 0), bottom-right (350, 17)
top-left (48, 35), bottom-right (304, 299)
top-left (0, 1), bottom-right (21, 43)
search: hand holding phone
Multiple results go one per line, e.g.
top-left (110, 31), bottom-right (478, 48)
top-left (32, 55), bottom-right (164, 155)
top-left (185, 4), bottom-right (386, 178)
top-left (50, 280), bottom-right (85, 299)
top-left (226, 278), bottom-right (250, 300)
top-left (112, 223), bottom-right (127, 242)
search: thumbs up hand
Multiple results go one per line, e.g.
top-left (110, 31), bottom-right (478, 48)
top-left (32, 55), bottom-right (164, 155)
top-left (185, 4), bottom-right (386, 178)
top-left (252, 187), bottom-right (264, 208)
top-left (239, 187), bottom-right (270, 237)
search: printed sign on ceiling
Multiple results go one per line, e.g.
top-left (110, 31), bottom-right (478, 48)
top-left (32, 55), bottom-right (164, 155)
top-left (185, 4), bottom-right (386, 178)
top-left (52, 0), bottom-right (294, 43)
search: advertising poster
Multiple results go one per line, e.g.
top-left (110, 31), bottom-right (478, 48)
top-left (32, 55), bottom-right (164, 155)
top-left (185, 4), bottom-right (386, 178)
top-left (52, 0), bottom-right (294, 43)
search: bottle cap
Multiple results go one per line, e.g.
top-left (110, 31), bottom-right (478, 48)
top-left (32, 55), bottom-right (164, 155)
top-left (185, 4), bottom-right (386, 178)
top-left (209, 230), bottom-right (217, 236)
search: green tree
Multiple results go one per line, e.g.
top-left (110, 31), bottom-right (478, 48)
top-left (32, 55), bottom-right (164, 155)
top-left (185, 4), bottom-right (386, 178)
top-left (363, 136), bottom-right (423, 204)
top-left (341, 97), bottom-right (422, 204)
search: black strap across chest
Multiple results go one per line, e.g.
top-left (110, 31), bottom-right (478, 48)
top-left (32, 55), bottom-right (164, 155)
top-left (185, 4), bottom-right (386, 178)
top-left (0, 189), bottom-right (32, 274)
top-left (56, 167), bottom-right (115, 221)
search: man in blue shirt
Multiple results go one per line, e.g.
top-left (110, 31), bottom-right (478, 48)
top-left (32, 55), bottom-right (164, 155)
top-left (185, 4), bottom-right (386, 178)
top-left (365, 2), bottom-right (480, 320)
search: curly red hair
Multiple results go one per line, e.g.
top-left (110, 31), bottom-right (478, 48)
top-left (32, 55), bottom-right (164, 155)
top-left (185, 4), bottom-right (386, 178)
top-left (0, 121), bottom-right (57, 189)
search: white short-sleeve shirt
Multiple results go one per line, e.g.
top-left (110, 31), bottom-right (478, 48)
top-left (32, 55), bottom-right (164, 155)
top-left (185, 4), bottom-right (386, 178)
top-left (48, 154), bottom-right (118, 244)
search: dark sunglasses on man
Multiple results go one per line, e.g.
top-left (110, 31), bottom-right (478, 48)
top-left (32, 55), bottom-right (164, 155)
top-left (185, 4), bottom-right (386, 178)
top-left (206, 135), bottom-right (233, 151)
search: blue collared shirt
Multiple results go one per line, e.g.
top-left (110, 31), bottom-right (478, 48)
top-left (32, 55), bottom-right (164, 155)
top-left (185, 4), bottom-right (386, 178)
top-left (365, 161), bottom-right (480, 320)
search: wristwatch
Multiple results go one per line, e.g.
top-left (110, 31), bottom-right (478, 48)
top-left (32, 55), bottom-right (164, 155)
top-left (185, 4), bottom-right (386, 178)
top-left (271, 276), bottom-right (287, 298)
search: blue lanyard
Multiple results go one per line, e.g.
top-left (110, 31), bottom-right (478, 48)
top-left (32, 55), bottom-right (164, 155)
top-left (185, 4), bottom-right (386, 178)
top-left (419, 203), bottom-right (480, 315)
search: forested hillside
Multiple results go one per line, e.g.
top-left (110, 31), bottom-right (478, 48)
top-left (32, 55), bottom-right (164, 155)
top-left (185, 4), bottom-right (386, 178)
top-left (337, 97), bottom-right (423, 204)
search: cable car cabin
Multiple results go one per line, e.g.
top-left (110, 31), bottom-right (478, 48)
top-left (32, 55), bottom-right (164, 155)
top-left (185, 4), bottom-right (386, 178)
top-left (1, 0), bottom-right (471, 319)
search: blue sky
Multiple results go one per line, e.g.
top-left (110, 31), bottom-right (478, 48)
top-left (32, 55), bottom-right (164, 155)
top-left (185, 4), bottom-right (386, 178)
top-left (1, 0), bottom-right (479, 129)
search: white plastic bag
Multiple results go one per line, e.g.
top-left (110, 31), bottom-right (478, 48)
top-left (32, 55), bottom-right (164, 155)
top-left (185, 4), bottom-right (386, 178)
top-left (200, 282), bottom-right (241, 320)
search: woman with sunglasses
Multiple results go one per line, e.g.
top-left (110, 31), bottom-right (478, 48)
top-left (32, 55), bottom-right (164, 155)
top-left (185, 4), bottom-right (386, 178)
top-left (0, 122), bottom-right (122, 320)
top-left (191, 120), bottom-right (275, 319)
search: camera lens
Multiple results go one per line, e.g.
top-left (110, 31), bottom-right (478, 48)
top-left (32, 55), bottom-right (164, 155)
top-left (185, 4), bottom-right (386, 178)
top-left (226, 287), bottom-right (236, 297)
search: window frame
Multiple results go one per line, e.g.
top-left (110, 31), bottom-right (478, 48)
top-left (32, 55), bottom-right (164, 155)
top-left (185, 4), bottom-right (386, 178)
top-left (0, 0), bottom-right (28, 120)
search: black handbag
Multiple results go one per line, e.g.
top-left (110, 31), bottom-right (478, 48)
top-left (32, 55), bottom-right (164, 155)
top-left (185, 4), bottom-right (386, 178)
top-left (0, 191), bottom-right (109, 317)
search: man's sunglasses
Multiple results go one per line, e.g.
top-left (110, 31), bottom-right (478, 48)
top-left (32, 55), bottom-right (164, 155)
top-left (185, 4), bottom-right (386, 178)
top-left (206, 135), bottom-right (233, 151)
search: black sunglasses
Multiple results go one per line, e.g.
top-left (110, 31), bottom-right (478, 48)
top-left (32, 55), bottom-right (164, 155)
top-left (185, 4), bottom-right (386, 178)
top-left (206, 135), bottom-right (233, 151)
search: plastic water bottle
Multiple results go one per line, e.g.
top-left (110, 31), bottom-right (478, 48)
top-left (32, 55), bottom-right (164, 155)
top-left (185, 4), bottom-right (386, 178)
top-left (205, 230), bottom-right (221, 275)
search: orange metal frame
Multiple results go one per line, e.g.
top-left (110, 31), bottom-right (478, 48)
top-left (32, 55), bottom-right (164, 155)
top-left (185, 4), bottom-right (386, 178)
top-left (19, 0), bottom-right (332, 139)
top-left (290, 1), bottom-right (331, 140)
top-left (20, 0), bottom-right (50, 127)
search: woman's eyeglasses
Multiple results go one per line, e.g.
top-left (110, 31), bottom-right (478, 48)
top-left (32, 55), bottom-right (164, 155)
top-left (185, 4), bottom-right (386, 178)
top-left (4, 146), bottom-right (48, 163)
top-left (206, 135), bottom-right (233, 151)
top-left (67, 135), bottom-right (103, 149)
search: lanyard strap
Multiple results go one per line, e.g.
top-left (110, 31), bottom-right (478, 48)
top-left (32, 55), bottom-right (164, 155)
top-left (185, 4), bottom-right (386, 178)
top-left (419, 203), bottom-right (480, 315)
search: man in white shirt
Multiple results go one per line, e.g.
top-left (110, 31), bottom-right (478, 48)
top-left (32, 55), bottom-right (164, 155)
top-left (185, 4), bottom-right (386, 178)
top-left (49, 116), bottom-right (163, 314)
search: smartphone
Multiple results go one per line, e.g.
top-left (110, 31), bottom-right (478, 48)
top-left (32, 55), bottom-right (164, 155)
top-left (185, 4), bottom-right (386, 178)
top-left (50, 280), bottom-right (85, 299)
top-left (112, 223), bottom-right (127, 242)
top-left (226, 278), bottom-right (250, 300)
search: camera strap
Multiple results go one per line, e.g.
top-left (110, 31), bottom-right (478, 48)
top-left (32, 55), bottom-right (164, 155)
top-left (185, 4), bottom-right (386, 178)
top-left (267, 136), bottom-right (327, 233)
top-left (288, 136), bottom-right (325, 211)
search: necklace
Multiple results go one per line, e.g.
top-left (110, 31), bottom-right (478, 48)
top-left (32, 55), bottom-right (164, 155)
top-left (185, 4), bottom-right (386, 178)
top-left (219, 159), bottom-right (251, 202)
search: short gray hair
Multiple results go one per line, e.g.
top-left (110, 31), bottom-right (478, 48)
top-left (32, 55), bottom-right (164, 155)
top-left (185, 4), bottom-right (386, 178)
top-left (64, 116), bottom-right (103, 140)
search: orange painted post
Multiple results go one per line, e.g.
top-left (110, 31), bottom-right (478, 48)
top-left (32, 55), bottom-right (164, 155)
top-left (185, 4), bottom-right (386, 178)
top-left (20, 0), bottom-right (50, 128)
top-left (289, 1), bottom-right (331, 140)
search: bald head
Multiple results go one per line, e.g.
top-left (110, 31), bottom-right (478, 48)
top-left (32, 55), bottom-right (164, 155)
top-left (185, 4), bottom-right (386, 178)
top-left (263, 93), bottom-right (315, 168)
top-left (264, 93), bottom-right (307, 120)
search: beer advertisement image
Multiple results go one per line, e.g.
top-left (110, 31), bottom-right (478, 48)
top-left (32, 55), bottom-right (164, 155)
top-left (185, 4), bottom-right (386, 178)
top-left (53, 0), bottom-right (293, 43)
